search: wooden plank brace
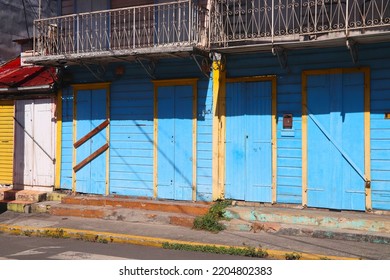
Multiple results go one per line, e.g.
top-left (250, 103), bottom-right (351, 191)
top-left (74, 119), bottom-right (109, 149)
top-left (73, 143), bottom-right (109, 173)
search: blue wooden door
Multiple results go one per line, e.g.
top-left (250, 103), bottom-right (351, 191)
top-left (307, 73), bottom-right (365, 210)
top-left (225, 81), bottom-right (272, 202)
top-left (157, 85), bottom-right (193, 200)
top-left (76, 89), bottom-right (107, 194)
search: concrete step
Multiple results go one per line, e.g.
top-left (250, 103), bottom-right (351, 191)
top-left (61, 196), bottom-right (211, 216)
top-left (224, 206), bottom-right (390, 234)
top-left (15, 190), bottom-right (47, 202)
top-left (0, 188), bottom-right (18, 200)
top-left (222, 218), bottom-right (390, 244)
top-left (47, 192), bottom-right (69, 202)
top-left (0, 189), bottom-right (47, 203)
top-left (0, 189), bottom-right (51, 214)
top-left (49, 203), bottom-right (196, 228)
top-left (222, 205), bottom-right (390, 244)
top-left (0, 200), bottom-right (35, 213)
top-left (31, 200), bottom-right (62, 214)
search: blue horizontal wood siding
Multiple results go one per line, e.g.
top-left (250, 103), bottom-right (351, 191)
top-left (109, 79), bottom-right (154, 197)
top-left (226, 42), bottom-right (390, 210)
top-left (60, 87), bottom-right (73, 190)
top-left (370, 53), bottom-right (390, 210)
top-left (197, 79), bottom-right (213, 201)
top-left (59, 59), bottom-right (213, 201)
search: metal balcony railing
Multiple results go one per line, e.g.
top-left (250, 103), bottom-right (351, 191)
top-left (32, 1), bottom-right (208, 58)
top-left (210, 0), bottom-right (390, 46)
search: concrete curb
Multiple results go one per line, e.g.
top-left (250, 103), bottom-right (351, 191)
top-left (0, 223), bottom-right (358, 260)
top-left (277, 227), bottom-right (390, 244)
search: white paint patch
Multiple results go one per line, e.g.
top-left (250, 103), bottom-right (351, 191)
top-left (49, 251), bottom-right (130, 260)
top-left (8, 246), bottom-right (63, 257)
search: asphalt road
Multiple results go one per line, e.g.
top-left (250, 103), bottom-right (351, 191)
top-left (0, 233), bottom-right (258, 260)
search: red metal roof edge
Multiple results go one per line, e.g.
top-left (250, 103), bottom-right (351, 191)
top-left (0, 56), bottom-right (57, 90)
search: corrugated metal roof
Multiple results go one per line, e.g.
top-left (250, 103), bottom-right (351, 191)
top-left (0, 57), bottom-right (56, 89)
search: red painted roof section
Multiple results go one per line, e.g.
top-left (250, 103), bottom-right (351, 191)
top-left (0, 57), bottom-right (56, 89)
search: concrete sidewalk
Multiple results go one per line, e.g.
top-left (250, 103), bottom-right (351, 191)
top-left (0, 202), bottom-right (389, 260)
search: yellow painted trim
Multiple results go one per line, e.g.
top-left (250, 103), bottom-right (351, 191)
top-left (271, 77), bottom-right (278, 203)
top-left (226, 76), bottom-right (278, 83)
top-left (55, 90), bottom-right (63, 189)
top-left (301, 72), bottom-right (308, 207)
top-left (212, 62), bottom-right (220, 201)
top-left (153, 79), bottom-right (198, 200)
top-left (153, 84), bottom-right (158, 199)
top-left (212, 61), bottom-right (226, 201)
top-left (219, 73), bottom-right (226, 201)
top-left (72, 89), bottom-right (77, 192)
top-left (364, 68), bottom-right (372, 211)
top-left (152, 78), bottom-right (199, 87)
top-left (302, 67), bottom-right (370, 77)
top-left (71, 82), bottom-right (111, 91)
top-left (302, 67), bottom-right (371, 210)
top-left (192, 83), bottom-right (198, 201)
top-left (105, 86), bottom-right (111, 196)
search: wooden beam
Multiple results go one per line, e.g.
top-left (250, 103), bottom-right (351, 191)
top-left (74, 119), bottom-right (109, 149)
top-left (73, 143), bottom-right (109, 173)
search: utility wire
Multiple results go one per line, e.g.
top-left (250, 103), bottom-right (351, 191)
top-left (45, 0), bottom-right (56, 15)
top-left (25, 0), bottom-right (39, 19)
top-left (21, 0), bottom-right (31, 38)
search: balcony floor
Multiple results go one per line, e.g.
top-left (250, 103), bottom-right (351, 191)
top-left (210, 30), bottom-right (390, 54)
top-left (26, 45), bottom-right (208, 66)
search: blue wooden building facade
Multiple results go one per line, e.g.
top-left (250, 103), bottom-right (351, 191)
top-left (27, 0), bottom-right (390, 212)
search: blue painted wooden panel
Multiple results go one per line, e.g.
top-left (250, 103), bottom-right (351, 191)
top-left (60, 87), bottom-right (73, 189)
top-left (174, 86), bottom-right (194, 200)
top-left (76, 89), bottom-right (107, 195)
top-left (157, 85), bottom-right (193, 200)
top-left (225, 82), bottom-right (246, 200)
top-left (224, 42), bottom-right (390, 209)
top-left (109, 80), bottom-right (154, 197)
top-left (225, 81), bottom-right (272, 202)
top-left (307, 73), bottom-right (365, 210)
top-left (157, 86), bottom-right (176, 199)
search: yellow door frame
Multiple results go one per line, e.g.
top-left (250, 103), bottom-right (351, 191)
top-left (212, 60), bottom-right (226, 200)
top-left (302, 67), bottom-right (371, 210)
top-left (72, 83), bottom-right (111, 195)
top-left (55, 90), bottom-right (62, 189)
top-left (152, 78), bottom-right (198, 201)
top-left (212, 68), bottom-right (278, 203)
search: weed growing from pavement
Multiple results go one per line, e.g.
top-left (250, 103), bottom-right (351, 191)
top-left (162, 242), bottom-right (268, 258)
top-left (22, 230), bottom-right (33, 237)
top-left (43, 228), bottom-right (66, 238)
top-left (193, 200), bottom-right (232, 233)
top-left (285, 252), bottom-right (301, 260)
